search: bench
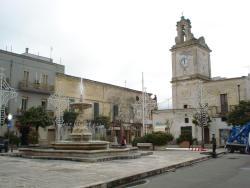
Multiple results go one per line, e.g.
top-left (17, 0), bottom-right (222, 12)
top-left (137, 143), bottom-right (153, 150)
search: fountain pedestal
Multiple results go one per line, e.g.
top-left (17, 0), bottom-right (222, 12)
top-left (70, 113), bottom-right (92, 142)
top-left (53, 102), bottom-right (109, 150)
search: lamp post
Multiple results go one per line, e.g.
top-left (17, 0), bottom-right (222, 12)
top-left (133, 90), bottom-right (157, 136)
top-left (7, 113), bottom-right (13, 152)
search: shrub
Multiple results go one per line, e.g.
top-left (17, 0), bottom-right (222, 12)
top-left (132, 136), bottom-right (147, 146)
top-left (145, 132), bottom-right (174, 147)
top-left (4, 132), bottom-right (20, 146)
top-left (176, 133), bottom-right (193, 144)
top-left (132, 132), bottom-right (174, 149)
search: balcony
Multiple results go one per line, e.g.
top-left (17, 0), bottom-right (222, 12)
top-left (19, 81), bottom-right (54, 94)
top-left (208, 105), bottom-right (237, 118)
top-left (15, 108), bottom-right (54, 117)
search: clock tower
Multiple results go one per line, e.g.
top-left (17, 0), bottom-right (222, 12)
top-left (170, 16), bottom-right (212, 109)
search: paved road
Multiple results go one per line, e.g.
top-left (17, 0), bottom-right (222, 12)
top-left (128, 153), bottom-right (250, 188)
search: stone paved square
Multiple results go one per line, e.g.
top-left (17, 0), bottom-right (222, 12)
top-left (0, 151), bottom-right (210, 188)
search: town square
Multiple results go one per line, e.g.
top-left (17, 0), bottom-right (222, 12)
top-left (0, 0), bottom-right (250, 187)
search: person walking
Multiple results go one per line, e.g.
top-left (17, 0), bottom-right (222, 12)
top-left (212, 134), bottom-right (217, 158)
top-left (121, 136), bottom-right (126, 146)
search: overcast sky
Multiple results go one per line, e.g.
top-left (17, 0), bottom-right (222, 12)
top-left (1, 0), bottom-right (250, 108)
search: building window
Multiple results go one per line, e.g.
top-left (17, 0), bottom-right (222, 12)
top-left (23, 71), bottom-right (29, 86)
top-left (21, 97), bottom-right (28, 112)
top-left (41, 74), bottom-right (48, 85)
top-left (136, 96), bottom-right (140, 101)
top-left (129, 106), bottom-right (134, 121)
top-left (94, 102), bottom-right (99, 119)
top-left (113, 105), bottom-right (119, 120)
top-left (41, 100), bottom-right (47, 110)
top-left (220, 94), bottom-right (228, 114)
top-left (185, 117), bottom-right (189, 123)
top-left (183, 104), bottom-right (188, 109)
top-left (181, 126), bottom-right (192, 137)
top-left (165, 127), bottom-right (170, 133)
top-left (221, 116), bottom-right (227, 122)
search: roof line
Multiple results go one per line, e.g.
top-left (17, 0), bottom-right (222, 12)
top-left (0, 49), bottom-right (64, 67)
top-left (57, 73), bottom-right (153, 95)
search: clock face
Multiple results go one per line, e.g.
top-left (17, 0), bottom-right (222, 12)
top-left (180, 55), bottom-right (188, 67)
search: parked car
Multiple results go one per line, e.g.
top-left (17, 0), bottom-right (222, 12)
top-left (0, 136), bottom-right (9, 153)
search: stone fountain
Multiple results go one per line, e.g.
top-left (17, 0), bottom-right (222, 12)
top-left (17, 78), bottom-right (152, 162)
top-left (52, 98), bottom-right (109, 150)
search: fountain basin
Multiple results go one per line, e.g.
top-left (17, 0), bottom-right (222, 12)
top-left (17, 147), bottom-right (151, 162)
top-left (52, 140), bottom-right (109, 150)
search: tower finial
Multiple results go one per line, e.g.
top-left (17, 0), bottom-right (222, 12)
top-left (181, 11), bottom-right (184, 19)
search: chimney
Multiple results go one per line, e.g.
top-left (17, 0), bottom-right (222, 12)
top-left (25, 48), bottom-right (29, 53)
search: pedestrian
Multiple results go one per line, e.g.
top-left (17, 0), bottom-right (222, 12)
top-left (121, 136), bottom-right (126, 146)
top-left (212, 134), bottom-right (217, 158)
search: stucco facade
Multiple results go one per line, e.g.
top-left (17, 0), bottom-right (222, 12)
top-left (0, 48), bottom-right (64, 140)
top-left (153, 16), bottom-right (250, 146)
top-left (55, 73), bottom-right (156, 143)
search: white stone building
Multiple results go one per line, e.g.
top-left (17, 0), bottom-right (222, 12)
top-left (153, 16), bottom-right (250, 146)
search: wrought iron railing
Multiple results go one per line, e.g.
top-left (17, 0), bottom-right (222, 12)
top-left (19, 80), bottom-right (54, 94)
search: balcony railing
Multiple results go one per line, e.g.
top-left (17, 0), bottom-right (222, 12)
top-left (19, 81), bottom-right (54, 94)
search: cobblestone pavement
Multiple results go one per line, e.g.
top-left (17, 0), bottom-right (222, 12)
top-left (0, 150), bottom-right (217, 188)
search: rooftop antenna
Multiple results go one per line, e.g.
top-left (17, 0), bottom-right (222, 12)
top-left (60, 57), bottom-right (62, 64)
top-left (181, 11), bottom-right (185, 19)
top-left (50, 46), bottom-right (53, 59)
top-left (124, 80), bottom-right (127, 87)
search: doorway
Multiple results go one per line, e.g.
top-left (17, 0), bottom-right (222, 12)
top-left (204, 126), bottom-right (210, 144)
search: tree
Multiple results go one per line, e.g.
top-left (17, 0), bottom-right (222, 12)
top-left (192, 103), bottom-right (211, 148)
top-left (227, 101), bottom-right (250, 125)
top-left (19, 106), bottom-right (53, 133)
top-left (93, 116), bottom-right (111, 129)
top-left (63, 110), bottom-right (78, 127)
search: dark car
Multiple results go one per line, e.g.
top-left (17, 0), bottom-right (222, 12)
top-left (0, 136), bottom-right (9, 152)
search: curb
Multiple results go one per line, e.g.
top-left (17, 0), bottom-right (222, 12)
top-left (83, 151), bottom-right (227, 188)
top-left (0, 151), bottom-right (153, 163)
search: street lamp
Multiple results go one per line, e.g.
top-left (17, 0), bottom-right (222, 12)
top-left (7, 113), bottom-right (13, 121)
